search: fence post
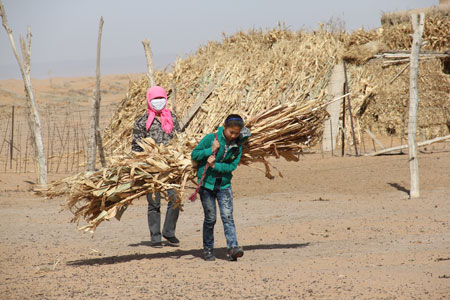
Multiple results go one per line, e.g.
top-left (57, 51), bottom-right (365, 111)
top-left (10, 105), bottom-right (14, 169)
top-left (408, 13), bottom-right (425, 198)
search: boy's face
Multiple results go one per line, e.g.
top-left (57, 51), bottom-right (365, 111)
top-left (223, 125), bottom-right (241, 142)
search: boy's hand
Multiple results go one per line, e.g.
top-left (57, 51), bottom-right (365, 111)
top-left (211, 139), bottom-right (220, 152)
top-left (207, 155), bottom-right (216, 168)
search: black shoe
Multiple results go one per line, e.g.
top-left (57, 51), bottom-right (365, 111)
top-left (228, 246), bottom-right (244, 261)
top-left (204, 249), bottom-right (215, 261)
top-left (150, 241), bottom-right (163, 248)
top-left (163, 235), bottom-right (180, 246)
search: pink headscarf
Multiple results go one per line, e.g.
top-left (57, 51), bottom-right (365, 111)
top-left (146, 86), bottom-right (174, 134)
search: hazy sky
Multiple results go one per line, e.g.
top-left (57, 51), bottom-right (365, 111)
top-left (0, 0), bottom-right (436, 79)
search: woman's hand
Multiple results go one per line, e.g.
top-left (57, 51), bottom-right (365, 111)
top-left (207, 155), bottom-right (216, 168)
top-left (211, 139), bottom-right (220, 153)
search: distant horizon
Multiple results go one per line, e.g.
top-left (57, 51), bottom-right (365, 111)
top-left (0, 52), bottom-right (179, 80)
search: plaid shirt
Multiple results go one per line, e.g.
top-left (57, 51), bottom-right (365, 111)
top-left (131, 112), bottom-right (181, 152)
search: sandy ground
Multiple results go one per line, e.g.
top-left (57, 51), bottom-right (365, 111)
top-left (1, 146), bottom-right (449, 299)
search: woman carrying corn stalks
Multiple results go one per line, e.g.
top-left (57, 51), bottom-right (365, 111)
top-left (191, 114), bottom-right (251, 261)
top-left (132, 86), bottom-right (181, 247)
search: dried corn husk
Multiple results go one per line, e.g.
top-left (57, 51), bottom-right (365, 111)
top-left (47, 101), bottom-right (327, 233)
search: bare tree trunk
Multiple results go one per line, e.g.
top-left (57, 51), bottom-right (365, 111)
top-left (0, 1), bottom-right (47, 186)
top-left (408, 13), bottom-right (425, 198)
top-left (142, 39), bottom-right (156, 87)
top-left (87, 17), bottom-right (105, 171)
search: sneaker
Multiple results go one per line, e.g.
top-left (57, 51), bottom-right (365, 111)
top-left (228, 246), bottom-right (244, 261)
top-left (150, 241), bottom-right (163, 248)
top-left (204, 249), bottom-right (215, 261)
top-left (163, 235), bottom-right (180, 246)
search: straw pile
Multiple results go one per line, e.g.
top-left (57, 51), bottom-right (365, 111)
top-left (345, 58), bottom-right (450, 141)
top-left (341, 9), bottom-right (450, 142)
top-left (344, 8), bottom-right (450, 65)
top-left (102, 25), bottom-right (345, 155)
top-left (48, 101), bottom-right (326, 232)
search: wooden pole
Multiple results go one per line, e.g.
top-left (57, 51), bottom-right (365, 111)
top-left (366, 134), bottom-right (450, 157)
top-left (87, 16), bottom-right (105, 171)
top-left (142, 39), bottom-right (156, 87)
top-left (408, 13), bottom-right (425, 198)
top-left (0, 2), bottom-right (47, 185)
top-left (341, 85), bottom-right (346, 156)
top-left (10, 105), bottom-right (14, 169)
top-left (365, 129), bottom-right (385, 150)
top-left (95, 17), bottom-right (106, 168)
top-left (24, 130), bottom-right (29, 173)
top-left (330, 118), bottom-right (334, 157)
top-left (343, 61), bottom-right (359, 156)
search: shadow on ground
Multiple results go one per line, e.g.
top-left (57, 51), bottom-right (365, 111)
top-left (67, 242), bottom-right (310, 266)
top-left (388, 182), bottom-right (410, 195)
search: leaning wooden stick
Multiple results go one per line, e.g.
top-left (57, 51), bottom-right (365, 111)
top-left (365, 134), bottom-right (450, 157)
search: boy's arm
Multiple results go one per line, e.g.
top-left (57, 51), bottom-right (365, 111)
top-left (191, 134), bottom-right (214, 161)
top-left (213, 147), bottom-right (242, 173)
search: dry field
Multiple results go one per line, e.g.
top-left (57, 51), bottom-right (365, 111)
top-left (1, 148), bottom-right (450, 300)
top-left (0, 76), bottom-right (449, 299)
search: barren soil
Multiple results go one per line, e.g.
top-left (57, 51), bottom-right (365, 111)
top-left (1, 148), bottom-right (450, 300)
top-left (1, 75), bottom-right (449, 299)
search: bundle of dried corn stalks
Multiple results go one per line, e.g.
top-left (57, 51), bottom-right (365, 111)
top-left (47, 100), bottom-right (326, 233)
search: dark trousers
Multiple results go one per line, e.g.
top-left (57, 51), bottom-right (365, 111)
top-left (146, 189), bottom-right (179, 243)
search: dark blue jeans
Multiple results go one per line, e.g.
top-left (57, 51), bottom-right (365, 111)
top-left (146, 189), bottom-right (179, 243)
top-left (199, 186), bottom-right (239, 250)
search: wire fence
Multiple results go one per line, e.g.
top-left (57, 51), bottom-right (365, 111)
top-left (0, 104), bottom-right (116, 174)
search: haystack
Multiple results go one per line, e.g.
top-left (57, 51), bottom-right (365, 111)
top-left (102, 25), bottom-right (346, 156)
top-left (342, 8), bottom-right (450, 143)
top-left (347, 6), bottom-right (450, 53)
top-left (345, 58), bottom-right (450, 141)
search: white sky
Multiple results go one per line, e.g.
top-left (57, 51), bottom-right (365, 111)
top-left (0, 0), bottom-right (436, 79)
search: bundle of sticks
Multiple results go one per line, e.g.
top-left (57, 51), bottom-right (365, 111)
top-left (47, 100), bottom-right (326, 233)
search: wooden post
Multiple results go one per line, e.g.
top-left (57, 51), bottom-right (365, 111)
top-left (343, 61), bottom-right (359, 156)
top-left (408, 13), bottom-right (425, 198)
top-left (341, 86), bottom-right (346, 156)
top-left (330, 118), bottom-right (334, 156)
top-left (87, 16), bottom-right (105, 171)
top-left (0, 1), bottom-right (47, 185)
top-left (10, 105), bottom-right (14, 169)
top-left (142, 39), bottom-right (156, 87)
top-left (365, 129), bottom-right (385, 150)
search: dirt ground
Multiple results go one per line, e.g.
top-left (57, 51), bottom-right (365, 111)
top-left (1, 145), bottom-right (449, 299)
